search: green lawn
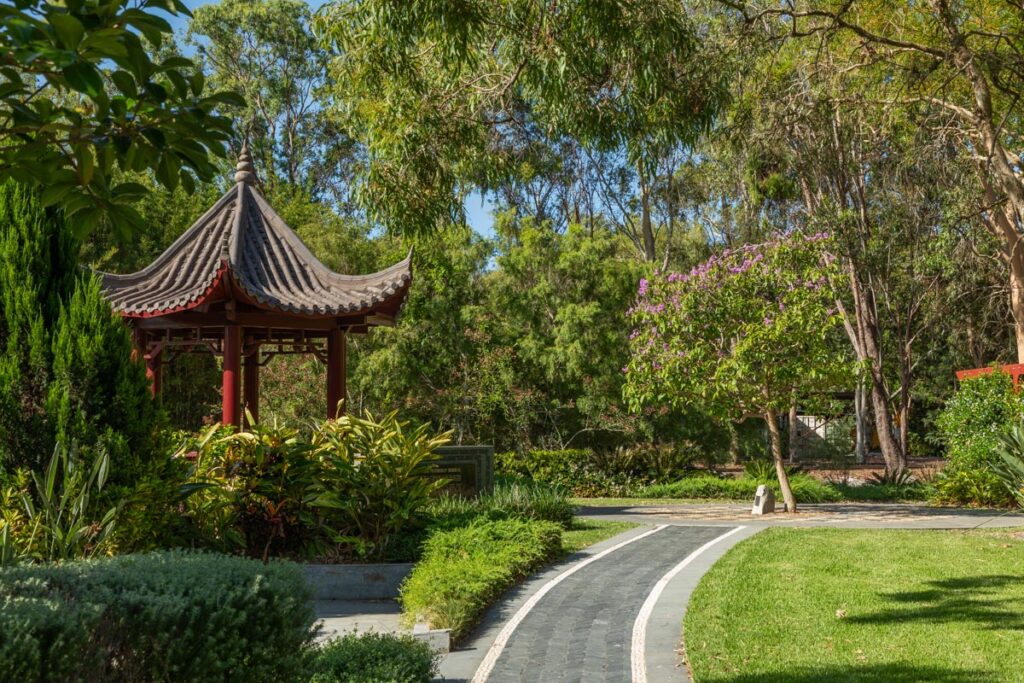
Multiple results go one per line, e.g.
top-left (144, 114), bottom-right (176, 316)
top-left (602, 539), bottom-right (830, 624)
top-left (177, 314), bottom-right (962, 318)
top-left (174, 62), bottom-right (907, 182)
top-left (685, 528), bottom-right (1024, 682)
top-left (561, 518), bottom-right (637, 554)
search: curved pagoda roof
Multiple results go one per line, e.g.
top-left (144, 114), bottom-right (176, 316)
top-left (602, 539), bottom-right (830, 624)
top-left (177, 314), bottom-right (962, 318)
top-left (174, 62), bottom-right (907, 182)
top-left (100, 145), bottom-right (411, 322)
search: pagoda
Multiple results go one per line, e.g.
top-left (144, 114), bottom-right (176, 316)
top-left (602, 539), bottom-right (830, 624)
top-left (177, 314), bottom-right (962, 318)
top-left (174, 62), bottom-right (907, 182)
top-left (100, 145), bottom-right (412, 425)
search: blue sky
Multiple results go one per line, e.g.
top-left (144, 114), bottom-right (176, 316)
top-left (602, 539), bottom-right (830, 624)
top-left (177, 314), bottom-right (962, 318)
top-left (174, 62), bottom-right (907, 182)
top-left (169, 0), bottom-right (498, 237)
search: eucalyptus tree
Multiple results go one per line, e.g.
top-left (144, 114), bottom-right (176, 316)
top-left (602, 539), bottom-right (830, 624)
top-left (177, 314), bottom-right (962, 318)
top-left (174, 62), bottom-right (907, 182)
top-left (708, 16), bottom-right (993, 472)
top-left (314, 0), bottom-right (730, 241)
top-left (0, 0), bottom-right (239, 236)
top-left (186, 0), bottom-right (350, 201)
top-left (727, 0), bottom-right (1024, 362)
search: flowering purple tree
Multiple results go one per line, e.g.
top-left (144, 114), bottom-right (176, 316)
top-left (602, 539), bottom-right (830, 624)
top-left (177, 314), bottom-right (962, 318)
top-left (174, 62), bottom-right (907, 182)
top-left (624, 234), bottom-right (848, 512)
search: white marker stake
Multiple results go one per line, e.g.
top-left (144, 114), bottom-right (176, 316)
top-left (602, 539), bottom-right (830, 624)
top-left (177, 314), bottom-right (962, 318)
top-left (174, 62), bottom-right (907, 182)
top-left (630, 526), bottom-right (747, 683)
top-left (471, 524), bottom-right (671, 683)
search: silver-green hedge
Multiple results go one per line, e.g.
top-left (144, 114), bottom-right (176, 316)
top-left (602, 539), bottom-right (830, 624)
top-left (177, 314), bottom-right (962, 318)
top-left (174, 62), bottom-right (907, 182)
top-left (0, 550), bottom-right (315, 682)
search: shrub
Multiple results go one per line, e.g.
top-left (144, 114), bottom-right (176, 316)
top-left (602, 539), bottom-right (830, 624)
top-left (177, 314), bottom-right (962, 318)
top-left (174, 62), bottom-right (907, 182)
top-left (185, 419), bottom-right (322, 560)
top-left (829, 482), bottom-right (932, 503)
top-left (936, 371), bottom-right (1024, 468)
top-left (0, 550), bottom-right (314, 682)
top-left (994, 420), bottom-right (1024, 507)
top-left (181, 412), bottom-right (452, 561)
top-left (639, 474), bottom-right (841, 503)
top-left (496, 448), bottom-right (640, 496)
top-left (596, 441), bottom-right (707, 481)
top-left (934, 372), bottom-right (1023, 507)
top-left (932, 467), bottom-right (1013, 507)
top-left (310, 633), bottom-right (437, 683)
top-left (0, 179), bottom-right (77, 470)
top-left (484, 480), bottom-right (576, 527)
top-left (46, 274), bottom-right (161, 484)
top-left (310, 411), bottom-right (451, 560)
top-left (0, 443), bottom-right (117, 566)
top-left (429, 480), bottom-right (576, 530)
top-left (400, 518), bottom-right (562, 640)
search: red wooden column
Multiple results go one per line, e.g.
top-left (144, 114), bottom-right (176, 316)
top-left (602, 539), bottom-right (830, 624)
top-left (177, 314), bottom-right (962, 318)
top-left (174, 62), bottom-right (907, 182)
top-left (133, 328), bottom-right (160, 398)
top-left (243, 347), bottom-right (260, 426)
top-left (146, 350), bottom-right (162, 398)
top-left (222, 324), bottom-right (242, 426)
top-left (326, 328), bottom-right (347, 419)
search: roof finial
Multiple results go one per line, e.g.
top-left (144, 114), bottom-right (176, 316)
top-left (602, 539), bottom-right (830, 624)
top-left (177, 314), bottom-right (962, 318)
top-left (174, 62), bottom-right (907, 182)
top-left (235, 140), bottom-right (256, 185)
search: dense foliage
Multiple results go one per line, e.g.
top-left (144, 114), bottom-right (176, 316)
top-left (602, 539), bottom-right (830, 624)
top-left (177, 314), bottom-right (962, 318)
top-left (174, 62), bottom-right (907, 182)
top-left (315, 0), bottom-right (728, 234)
top-left (0, 551), bottom-right (314, 682)
top-left (429, 480), bottom-right (577, 531)
top-left (640, 474), bottom-right (842, 504)
top-left (496, 445), bottom-right (717, 497)
top-left (934, 373), bottom-right (1022, 506)
top-left (182, 411), bottom-right (450, 561)
top-left (52, 0), bottom-right (1016, 471)
top-left (0, 0), bottom-right (239, 234)
top-left (993, 421), bottom-right (1024, 507)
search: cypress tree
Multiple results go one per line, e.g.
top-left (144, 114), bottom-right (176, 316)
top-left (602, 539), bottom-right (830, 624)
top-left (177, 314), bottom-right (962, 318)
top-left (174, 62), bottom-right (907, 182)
top-left (47, 275), bottom-right (158, 481)
top-left (0, 180), bottom-right (159, 479)
top-left (0, 181), bottom-right (77, 467)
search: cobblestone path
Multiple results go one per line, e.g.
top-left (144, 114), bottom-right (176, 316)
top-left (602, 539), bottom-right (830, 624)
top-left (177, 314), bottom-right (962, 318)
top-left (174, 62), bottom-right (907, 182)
top-left (480, 525), bottom-right (731, 683)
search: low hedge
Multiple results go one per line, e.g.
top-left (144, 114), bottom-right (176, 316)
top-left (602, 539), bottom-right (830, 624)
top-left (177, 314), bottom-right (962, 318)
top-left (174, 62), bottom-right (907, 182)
top-left (428, 480), bottom-right (576, 531)
top-left (496, 449), bottom-right (641, 497)
top-left (399, 518), bottom-right (562, 641)
top-left (0, 551), bottom-right (315, 682)
top-left (832, 482), bottom-right (932, 503)
top-left (310, 632), bottom-right (437, 683)
top-left (640, 474), bottom-right (842, 503)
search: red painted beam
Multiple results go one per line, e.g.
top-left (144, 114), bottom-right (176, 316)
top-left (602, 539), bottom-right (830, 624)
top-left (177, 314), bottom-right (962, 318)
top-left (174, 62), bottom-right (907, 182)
top-left (955, 363), bottom-right (1024, 390)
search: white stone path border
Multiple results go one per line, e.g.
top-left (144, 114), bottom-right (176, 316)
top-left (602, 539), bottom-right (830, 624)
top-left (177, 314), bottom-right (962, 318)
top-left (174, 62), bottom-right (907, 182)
top-left (470, 524), bottom-right (671, 683)
top-left (630, 526), bottom-right (747, 683)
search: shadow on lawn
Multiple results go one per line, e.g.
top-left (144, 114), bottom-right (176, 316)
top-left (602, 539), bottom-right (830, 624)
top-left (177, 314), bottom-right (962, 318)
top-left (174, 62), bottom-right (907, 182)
top-left (847, 574), bottom-right (1024, 631)
top-left (713, 663), bottom-right (993, 683)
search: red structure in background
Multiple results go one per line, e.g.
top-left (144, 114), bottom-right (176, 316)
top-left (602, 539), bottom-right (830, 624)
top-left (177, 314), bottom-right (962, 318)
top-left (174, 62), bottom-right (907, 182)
top-left (100, 144), bottom-right (412, 426)
top-left (955, 363), bottom-right (1024, 389)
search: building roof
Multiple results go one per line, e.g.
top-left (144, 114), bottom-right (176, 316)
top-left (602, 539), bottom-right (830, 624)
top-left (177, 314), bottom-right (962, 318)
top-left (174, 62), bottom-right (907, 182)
top-left (99, 145), bottom-right (412, 320)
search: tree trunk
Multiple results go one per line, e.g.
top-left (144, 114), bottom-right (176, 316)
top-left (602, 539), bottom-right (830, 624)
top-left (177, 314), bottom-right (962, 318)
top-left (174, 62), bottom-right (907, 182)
top-left (729, 421), bottom-right (740, 465)
top-left (979, 180), bottom-right (1024, 362)
top-left (854, 378), bottom-right (868, 464)
top-left (839, 268), bottom-right (908, 474)
top-left (765, 408), bottom-right (797, 513)
top-left (638, 162), bottom-right (657, 262)
top-left (868, 372), bottom-right (905, 473)
top-left (787, 403), bottom-right (799, 464)
top-left (898, 343), bottom-right (912, 459)
top-left (1008, 245), bottom-right (1024, 363)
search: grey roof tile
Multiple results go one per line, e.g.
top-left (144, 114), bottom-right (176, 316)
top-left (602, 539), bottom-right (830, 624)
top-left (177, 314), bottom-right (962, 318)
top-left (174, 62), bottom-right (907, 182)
top-left (99, 147), bottom-right (412, 319)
